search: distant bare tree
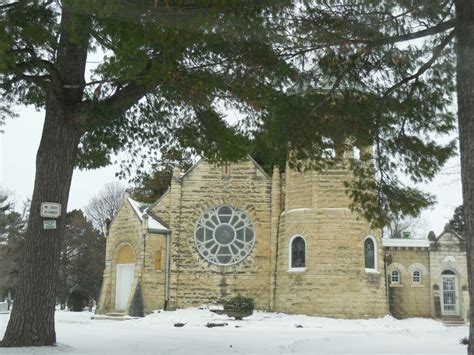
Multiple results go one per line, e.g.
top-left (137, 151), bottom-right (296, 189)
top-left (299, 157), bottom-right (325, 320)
top-left (384, 214), bottom-right (429, 239)
top-left (84, 182), bottom-right (126, 233)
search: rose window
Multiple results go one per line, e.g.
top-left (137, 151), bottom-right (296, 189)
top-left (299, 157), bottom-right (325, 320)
top-left (194, 205), bottom-right (255, 265)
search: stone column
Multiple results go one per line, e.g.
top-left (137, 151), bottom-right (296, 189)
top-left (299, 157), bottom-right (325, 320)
top-left (269, 166), bottom-right (281, 310)
top-left (167, 167), bottom-right (182, 310)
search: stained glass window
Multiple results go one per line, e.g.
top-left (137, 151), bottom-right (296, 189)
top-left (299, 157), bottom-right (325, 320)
top-left (194, 205), bottom-right (255, 266)
top-left (364, 238), bottom-right (375, 269)
top-left (291, 236), bottom-right (306, 269)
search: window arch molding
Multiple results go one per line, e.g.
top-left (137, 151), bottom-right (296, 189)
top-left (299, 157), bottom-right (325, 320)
top-left (288, 235), bottom-right (307, 272)
top-left (363, 235), bottom-right (378, 272)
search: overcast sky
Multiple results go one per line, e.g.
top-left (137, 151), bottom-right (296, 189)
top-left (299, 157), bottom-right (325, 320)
top-left (0, 105), bottom-right (462, 237)
top-left (0, 105), bottom-right (120, 212)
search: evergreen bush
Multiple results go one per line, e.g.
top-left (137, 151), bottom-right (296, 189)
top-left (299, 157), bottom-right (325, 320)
top-left (129, 282), bottom-right (145, 317)
top-left (68, 291), bottom-right (88, 312)
top-left (224, 295), bottom-right (254, 320)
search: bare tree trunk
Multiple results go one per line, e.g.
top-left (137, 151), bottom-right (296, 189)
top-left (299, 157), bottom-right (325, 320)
top-left (455, 1), bottom-right (474, 353)
top-left (0, 95), bottom-right (82, 346)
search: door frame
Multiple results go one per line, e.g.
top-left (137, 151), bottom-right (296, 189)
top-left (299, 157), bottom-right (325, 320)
top-left (440, 269), bottom-right (459, 316)
top-left (115, 263), bottom-right (135, 311)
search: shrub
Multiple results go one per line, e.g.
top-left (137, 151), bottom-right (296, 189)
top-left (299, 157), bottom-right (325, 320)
top-left (68, 291), bottom-right (88, 312)
top-left (224, 295), bottom-right (254, 320)
top-left (129, 282), bottom-right (144, 317)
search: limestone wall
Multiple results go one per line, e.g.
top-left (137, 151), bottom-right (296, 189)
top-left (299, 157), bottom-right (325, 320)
top-left (274, 167), bottom-right (387, 318)
top-left (166, 159), bottom-right (273, 310)
top-left (385, 247), bottom-right (431, 318)
top-left (150, 190), bottom-right (171, 226)
top-left (97, 200), bottom-right (143, 314)
top-left (141, 233), bottom-right (167, 312)
top-left (429, 231), bottom-right (469, 320)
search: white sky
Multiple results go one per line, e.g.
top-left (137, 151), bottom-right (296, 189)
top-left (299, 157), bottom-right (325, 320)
top-left (0, 105), bottom-right (120, 212)
top-left (0, 105), bottom-right (463, 236)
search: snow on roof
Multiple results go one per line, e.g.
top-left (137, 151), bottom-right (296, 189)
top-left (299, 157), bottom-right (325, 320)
top-left (382, 238), bottom-right (430, 248)
top-left (128, 198), bottom-right (169, 234)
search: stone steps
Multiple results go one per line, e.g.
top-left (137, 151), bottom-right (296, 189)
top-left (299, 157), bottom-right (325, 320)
top-left (92, 311), bottom-right (132, 321)
top-left (442, 316), bottom-right (465, 326)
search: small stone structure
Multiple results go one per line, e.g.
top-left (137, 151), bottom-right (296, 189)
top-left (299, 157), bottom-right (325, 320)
top-left (384, 224), bottom-right (469, 322)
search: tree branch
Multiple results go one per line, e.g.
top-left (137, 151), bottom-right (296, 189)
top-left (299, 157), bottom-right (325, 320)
top-left (74, 81), bottom-right (150, 128)
top-left (365, 20), bottom-right (455, 47)
top-left (383, 29), bottom-right (455, 97)
top-left (0, 2), bottom-right (20, 11)
top-left (62, 79), bottom-right (114, 89)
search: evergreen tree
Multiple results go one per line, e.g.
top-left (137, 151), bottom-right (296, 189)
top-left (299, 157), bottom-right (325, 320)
top-left (129, 282), bottom-right (145, 318)
top-left (2, 0), bottom-right (474, 349)
top-left (0, 1), bottom-right (295, 346)
top-left (0, 193), bottom-right (27, 298)
top-left (57, 210), bottom-right (105, 309)
top-left (270, 1), bottom-right (474, 349)
top-left (132, 148), bottom-right (194, 203)
top-left (450, 205), bottom-right (465, 237)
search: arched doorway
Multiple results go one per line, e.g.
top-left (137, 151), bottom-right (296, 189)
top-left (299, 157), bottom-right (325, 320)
top-left (441, 270), bottom-right (459, 316)
top-left (115, 244), bottom-right (135, 311)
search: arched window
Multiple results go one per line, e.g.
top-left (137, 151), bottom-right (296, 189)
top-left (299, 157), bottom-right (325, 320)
top-left (391, 270), bottom-right (400, 284)
top-left (289, 236), bottom-right (306, 271)
top-left (155, 249), bottom-right (162, 271)
top-left (364, 236), bottom-right (377, 271)
top-left (412, 270), bottom-right (421, 284)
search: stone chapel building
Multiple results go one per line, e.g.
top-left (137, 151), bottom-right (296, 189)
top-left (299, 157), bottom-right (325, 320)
top-left (96, 156), bottom-right (469, 322)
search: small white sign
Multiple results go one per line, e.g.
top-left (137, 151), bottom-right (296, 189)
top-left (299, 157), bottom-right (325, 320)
top-left (43, 220), bottom-right (57, 230)
top-left (40, 202), bottom-right (62, 218)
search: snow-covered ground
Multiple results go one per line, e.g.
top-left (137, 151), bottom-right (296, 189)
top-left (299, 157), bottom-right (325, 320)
top-left (0, 308), bottom-right (468, 354)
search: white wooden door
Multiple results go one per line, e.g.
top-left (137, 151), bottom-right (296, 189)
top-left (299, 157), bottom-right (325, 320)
top-left (441, 272), bottom-right (459, 316)
top-left (115, 264), bottom-right (134, 311)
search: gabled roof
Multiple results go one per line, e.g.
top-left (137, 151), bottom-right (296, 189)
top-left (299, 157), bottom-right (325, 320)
top-left (128, 198), bottom-right (169, 234)
top-left (179, 155), bottom-right (270, 180)
top-left (436, 227), bottom-right (463, 242)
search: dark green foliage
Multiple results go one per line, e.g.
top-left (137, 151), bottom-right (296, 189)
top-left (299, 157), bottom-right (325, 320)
top-left (0, 0), bottom-right (469, 347)
top-left (0, 194), bottom-right (27, 295)
top-left (224, 295), bottom-right (254, 320)
top-left (267, 1), bottom-right (457, 227)
top-left (450, 205), bottom-right (465, 237)
top-left (57, 210), bottom-right (105, 308)
top-left (0, 1), bottom-right (458, 228)
top-left (129, 282), bottom-right (145, 318)
top-left (67, 290), bottom-right (88, 312)
top-left (131, 148), bottom-right (194, 203)
top-left (460, 337), bottom-right (469, 345)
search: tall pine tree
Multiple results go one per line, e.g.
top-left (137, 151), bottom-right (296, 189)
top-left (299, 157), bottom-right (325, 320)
top-left (0, 0), bottom-right (295, 346)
